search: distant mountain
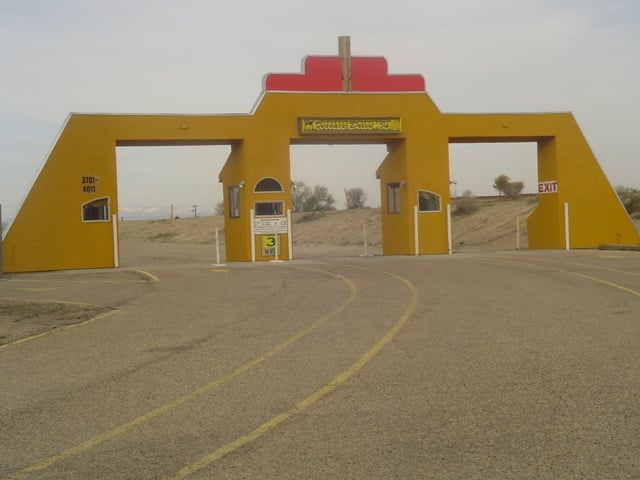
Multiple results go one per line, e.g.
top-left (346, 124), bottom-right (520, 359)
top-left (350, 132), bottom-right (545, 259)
top-left (118, 205), bottom-right (216, 221)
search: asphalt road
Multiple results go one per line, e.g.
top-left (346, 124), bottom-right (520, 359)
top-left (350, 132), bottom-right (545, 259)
top-left (1, 249), bottom-right (639, 479)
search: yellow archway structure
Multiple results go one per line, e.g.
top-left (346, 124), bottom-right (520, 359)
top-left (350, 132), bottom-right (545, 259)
top-left (2, 46), bottom-right (638, 272)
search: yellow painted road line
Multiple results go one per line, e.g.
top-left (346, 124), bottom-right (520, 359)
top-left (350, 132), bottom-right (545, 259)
top-left (493, 254), bottom-right (640, 277)
top-left (487, 257), bottom-right (640, 298)
top-left (168, 270), bottom-right (419, 480)
top-left (6, 279), bottom-right (147, 284)
top-left (9, 268), bottom-right (356, 479)
top-left (5, 269), bottom-right (158, 284)
top-left (0, 297), bottom-right (115, 308)
top-left (131, 269), bottom-right (160, 283)
top-left (0, 309), bottom-right (119, 351)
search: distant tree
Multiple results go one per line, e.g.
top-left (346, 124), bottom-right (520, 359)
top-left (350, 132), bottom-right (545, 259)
top-left (344, 187), bottom-right (367, 209)
top-left (214, 202), bottom-right (225, 216)
top-left (493, 174), bottom-right (524, 199)
top-left (493, 174), bottom-right (510, 198)
top-left (292, 182), bottom-right (336, 212)
top-left (303, 185), bottom-right (336, 212)
top-left (503, 181), bottom-right (524, 199)
top-left (291, 181), bottom-right (312, 212)
top-left (616, 185), bottom-right (640, 215)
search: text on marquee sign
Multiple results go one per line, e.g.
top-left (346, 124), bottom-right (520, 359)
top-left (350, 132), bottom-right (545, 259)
top-left (253, 217), bottom-right (288, 234)
top-left (299, 117), bottom-right (402, 135)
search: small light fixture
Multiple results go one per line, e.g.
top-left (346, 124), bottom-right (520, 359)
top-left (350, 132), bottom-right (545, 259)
top-left (180, 124), bottom-right (188, 130)
top-left (238, 180), bottom-right (245, 188)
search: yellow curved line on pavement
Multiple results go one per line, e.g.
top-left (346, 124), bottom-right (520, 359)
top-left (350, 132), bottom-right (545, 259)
top-left (0, 300), bottom-right (119, 352)
top-left (488, 257), bottom-right (640, 297)
top-left (4, 269), bottom-right (157, 284)
top-left (0, 296), bottom-right (112, 308)
top-left (9, 267), bottom-right (356, 479)
top-left (493, 254), bottom-right (640, 277)
top-left (131, 269), bottom-right (160, 283)
top-left (169, 269), bottom-right (419, 480)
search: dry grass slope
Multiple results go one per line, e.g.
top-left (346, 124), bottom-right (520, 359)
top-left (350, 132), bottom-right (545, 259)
top-left (116, 196), bottom-right (640, 253)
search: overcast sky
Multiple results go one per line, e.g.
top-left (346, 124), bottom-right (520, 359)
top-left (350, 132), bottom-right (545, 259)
top-left (1, 0), bottom-right (639, 221)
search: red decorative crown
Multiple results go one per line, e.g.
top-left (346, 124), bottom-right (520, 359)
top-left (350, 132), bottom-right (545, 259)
top-left (264, 55), bottom-right (425, 92)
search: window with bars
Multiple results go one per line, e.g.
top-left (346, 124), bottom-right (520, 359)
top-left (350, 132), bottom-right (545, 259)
top-left (387, 183), bottom-right (401, 214)
top-left (254, 201), bottom-right (284, 216)
top-left (228, 186), bottom-right (240, 218)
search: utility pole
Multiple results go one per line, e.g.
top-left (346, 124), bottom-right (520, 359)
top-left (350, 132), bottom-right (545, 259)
top-left (193, 205), bottom-right (198, 218)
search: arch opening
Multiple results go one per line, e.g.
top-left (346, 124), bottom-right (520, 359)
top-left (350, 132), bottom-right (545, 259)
top-left (448, 141), bottom-right (538, 251)
top-left (289, 143), bottom-right (388, 256)
top-left (115, 144), bottom-right (231, 265)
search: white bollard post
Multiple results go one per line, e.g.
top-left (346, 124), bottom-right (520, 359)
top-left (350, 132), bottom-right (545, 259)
top-left (212, 227), bottom-right (226, 267)
top-left (413, 205), bottom-right (419, 256)
top-left (270, 232), bottom-right (284, 263)
top-left (112, 214), bottom-right (119, 268)
top-left (447, 204), bottom-right (452, 255)
top-left (363, 220), bottom-right (367, 255)
top-left (287, 209), bottom-right (293, 260)
top-left (250, 209), bottom-right (256, 262)
top-left (360, 219), bottom-right (373, 257)
top-left (215, 227), bottom-right (220, 264)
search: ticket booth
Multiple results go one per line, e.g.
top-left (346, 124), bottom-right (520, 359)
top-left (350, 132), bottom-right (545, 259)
top-left (250, 177), bottom-right (291, 261)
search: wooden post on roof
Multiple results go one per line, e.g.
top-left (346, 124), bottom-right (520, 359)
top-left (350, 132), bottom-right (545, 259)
top-left (338, 36), bottom-right (352, 92)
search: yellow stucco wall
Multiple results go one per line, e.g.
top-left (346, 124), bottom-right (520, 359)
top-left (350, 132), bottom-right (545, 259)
top-left (2, 91), bottom-right (638, 273)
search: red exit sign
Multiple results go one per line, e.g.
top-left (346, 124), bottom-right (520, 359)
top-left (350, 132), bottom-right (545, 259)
top-left (538, 180), bottom-right (558, 194)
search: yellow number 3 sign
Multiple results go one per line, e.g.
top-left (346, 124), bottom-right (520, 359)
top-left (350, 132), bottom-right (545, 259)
top-left (261, 235), bottom-right (280, 256)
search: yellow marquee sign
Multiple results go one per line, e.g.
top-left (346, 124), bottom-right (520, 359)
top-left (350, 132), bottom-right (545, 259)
top-left (299, 117), bottom-right (402, 135)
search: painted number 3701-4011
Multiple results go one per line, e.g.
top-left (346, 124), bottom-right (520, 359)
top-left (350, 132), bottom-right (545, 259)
top-left (81, 176), bottom-right (99, 193)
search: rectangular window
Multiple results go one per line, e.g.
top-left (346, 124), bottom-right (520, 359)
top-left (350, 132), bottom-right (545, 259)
top-left (387, 183), bottom-right (400, 214)
top-left (254, 201), bottom-right (283, 216)
top-left (228, 186), bottom-right (240, 218)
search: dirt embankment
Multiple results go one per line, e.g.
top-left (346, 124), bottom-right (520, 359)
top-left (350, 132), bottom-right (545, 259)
top-left (119, 197), bottom-right (640, 251)
top-left (120, 197), bottom-right (630, 252)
